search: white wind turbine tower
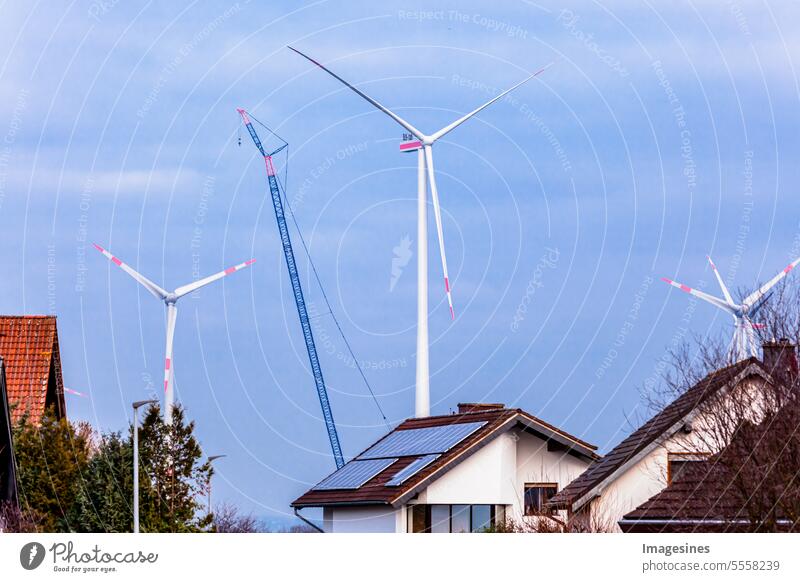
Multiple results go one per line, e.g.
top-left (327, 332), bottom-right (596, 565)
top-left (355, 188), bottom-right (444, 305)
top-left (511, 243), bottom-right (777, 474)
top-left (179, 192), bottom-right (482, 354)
top-left (662, 255), bottom-right (800, 362)
top-left (94, 244), bottom-right (255, 423)
top-left (289, 46), bottom-right (550, 417)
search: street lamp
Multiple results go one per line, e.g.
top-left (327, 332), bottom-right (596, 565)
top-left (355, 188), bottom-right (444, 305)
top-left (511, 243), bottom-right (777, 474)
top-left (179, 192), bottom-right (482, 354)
top-left (207, 455), bottom-right (226, 518)
top-left (132, 399), bottom-right (158, 533)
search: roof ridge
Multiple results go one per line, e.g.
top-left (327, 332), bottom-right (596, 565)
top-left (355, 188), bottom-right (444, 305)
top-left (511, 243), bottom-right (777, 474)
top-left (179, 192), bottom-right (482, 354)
top-left (0, 315), bottom-right (57, 319)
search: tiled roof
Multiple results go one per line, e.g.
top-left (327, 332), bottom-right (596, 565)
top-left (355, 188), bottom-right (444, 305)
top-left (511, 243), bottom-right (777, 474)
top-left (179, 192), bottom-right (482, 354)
top-left (292, 405), bottom-right (598, 508)
top-left (620, 400), bottom-right (800, 532)
top-left (549, 358), bottom-right (762, 511)
top-left (0, 316), bottom-right (66, 425)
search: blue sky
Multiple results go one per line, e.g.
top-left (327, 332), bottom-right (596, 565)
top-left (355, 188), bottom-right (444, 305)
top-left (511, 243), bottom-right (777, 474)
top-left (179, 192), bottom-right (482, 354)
top-left (1, 0), bottom-right (799, 524)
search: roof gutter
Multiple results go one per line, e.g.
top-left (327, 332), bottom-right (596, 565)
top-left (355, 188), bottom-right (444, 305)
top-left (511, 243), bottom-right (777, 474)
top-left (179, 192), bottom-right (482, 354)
top-left (292, 500), bottom-right (392, 509)
top-left (619, 518), bottom-right (793, 526)
top-left (294, 507), bottom-right (324, 533)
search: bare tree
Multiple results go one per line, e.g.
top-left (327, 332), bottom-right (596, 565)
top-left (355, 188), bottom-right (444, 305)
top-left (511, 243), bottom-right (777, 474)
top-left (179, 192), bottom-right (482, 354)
top-left (0, 500), bottom-right (41, 533)
top-left (212, 502), bottom-right (261, 533)
top-left (492, 506), bottom-right (615, 533)
top-left (639, 281), bottom-right (800, 531)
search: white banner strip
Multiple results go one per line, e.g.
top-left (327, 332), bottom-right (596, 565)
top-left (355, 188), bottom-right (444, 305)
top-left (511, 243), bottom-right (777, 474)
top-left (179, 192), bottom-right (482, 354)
top-left (1, 533), bottom-right (798, 580)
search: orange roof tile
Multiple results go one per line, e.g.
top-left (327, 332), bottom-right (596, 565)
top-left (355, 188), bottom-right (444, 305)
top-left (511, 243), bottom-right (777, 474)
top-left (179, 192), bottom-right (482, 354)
top-left (0, 316), bottom-right (66, 425)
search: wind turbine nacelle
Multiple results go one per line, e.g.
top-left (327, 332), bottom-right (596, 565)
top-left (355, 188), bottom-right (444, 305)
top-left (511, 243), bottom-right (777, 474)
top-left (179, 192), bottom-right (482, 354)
top-left (399, 140), bottom-right (422, 153)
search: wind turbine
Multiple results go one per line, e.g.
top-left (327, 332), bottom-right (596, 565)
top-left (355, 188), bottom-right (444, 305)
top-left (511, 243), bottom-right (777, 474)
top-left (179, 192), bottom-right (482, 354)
top-left (662, 255), bottom-right (800, 361)
top-left (288, 46), bottom-right (550, 417)
top-left (94, 244), bottom-right (255, 423)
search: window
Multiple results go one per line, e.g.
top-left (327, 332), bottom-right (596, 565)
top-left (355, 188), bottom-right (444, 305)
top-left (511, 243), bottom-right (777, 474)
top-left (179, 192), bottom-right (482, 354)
top-left (430, 505), bottom-right (450, 533)
top-left (667, 452), bottom-right (710, 484)
top-left (451, 505), bottom-right (470, 533)
top-left (524, 483), bottom-right (558, 516)
top-left (470, 505), bottom-right (492, 532)
top-left (407, 504), bottom-right (504, 533)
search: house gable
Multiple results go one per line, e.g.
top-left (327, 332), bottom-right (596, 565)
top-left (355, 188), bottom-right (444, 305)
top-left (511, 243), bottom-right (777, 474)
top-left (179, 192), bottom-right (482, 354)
top-left (0, 316), bottom-right (66, 425)
top-left (550, 359), bottom-right (768, 513)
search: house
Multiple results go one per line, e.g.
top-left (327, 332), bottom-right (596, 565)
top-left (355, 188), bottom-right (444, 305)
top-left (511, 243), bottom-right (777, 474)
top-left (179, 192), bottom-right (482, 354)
top-left (0, 358), bottom-right (18, 506)
top-left (292, 403), bottom-right (598, 533)
top-left (0, 315), bottom-right (67, 425)
top-left (619, 387), bottom-right (800, 533)
top-left (549, 341), bottom-right (792, 532)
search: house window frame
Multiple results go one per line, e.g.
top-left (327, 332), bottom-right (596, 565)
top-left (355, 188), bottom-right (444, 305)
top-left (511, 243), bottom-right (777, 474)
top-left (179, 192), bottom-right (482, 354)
top-left (407, 504), bottom-right (504, 533)
top-left (666, 451), bottom-right (710, 485)
top-left (523, 482), bottom-right (559, 516)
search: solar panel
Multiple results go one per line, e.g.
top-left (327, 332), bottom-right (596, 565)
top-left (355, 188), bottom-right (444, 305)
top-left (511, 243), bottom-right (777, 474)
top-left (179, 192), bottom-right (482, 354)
top-left (359, 421), bottom-right (487, 459)
top-left (312, 458), bottom-right (397, 490)
top-left (386, 454), bottom-right (440, 486)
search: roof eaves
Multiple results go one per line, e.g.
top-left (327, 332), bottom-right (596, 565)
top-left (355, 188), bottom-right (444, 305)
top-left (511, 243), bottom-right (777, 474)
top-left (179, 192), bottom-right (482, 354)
top-left (561, 359), bottom-right (766, 512)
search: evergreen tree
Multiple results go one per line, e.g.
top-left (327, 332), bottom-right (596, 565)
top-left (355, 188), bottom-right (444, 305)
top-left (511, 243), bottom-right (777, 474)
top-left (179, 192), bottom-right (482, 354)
top-left (12, 407), bottom-right (92, 532)
top-left (12, 403), bottom-right (213, 533)
top-left (71, 431), bottom-right (133, 532)
top-left (136, 404), bottom-right (212, 532)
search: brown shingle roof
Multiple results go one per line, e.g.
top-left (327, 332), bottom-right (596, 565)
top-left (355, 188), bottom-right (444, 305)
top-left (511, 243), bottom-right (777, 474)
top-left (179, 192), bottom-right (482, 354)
top-left (292, 405), bottom-right (598, 508)
top-left (0, 316), bottom-right (66, 425)
top-left (620, 398), bottom-right (800, 532)
top-left (549, 358), bottom-right (763, 511)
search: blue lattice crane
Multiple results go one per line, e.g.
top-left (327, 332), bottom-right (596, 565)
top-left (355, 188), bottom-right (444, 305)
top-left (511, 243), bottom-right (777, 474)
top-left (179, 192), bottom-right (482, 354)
top-left (238, 108), bottom-right (344, 469)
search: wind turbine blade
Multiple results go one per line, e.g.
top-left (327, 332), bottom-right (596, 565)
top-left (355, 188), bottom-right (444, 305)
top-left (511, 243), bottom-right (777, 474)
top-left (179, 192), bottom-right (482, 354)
top-left (428, 63), bottom-right (553, 143)
top-left (174, 259), bottom-right (256, 298)
top-left (423, 145), bottom-right (455, 320)
top-left (287, 46), bottom-right (426, 140)
top-left (93, 243), bottom-right (167, 300)
top-left (706, 255), bottom-right (735, 306)
top-left (742, 257), bottom-right (800, 308)
top-left (661, 277), bottom-right (735, 314)
top-left (749, 291), bottom-right (772, 317)
top-left (163, 303), bottom-right (178, 425)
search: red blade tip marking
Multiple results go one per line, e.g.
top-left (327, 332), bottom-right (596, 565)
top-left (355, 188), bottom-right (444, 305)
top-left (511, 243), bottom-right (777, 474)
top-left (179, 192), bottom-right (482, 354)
top-left (225, 267), bottom-right (236, 275)
top-left (111, 257), bottom-right (122, 266)
top-left (245, 259), bottom-right (256, 265)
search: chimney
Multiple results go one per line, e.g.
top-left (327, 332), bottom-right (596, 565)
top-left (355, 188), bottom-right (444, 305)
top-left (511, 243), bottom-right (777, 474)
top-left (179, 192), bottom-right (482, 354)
top-left (457, 403), bottom-right (505, 414)
top-left (762, 338), bottom-right (798, 385)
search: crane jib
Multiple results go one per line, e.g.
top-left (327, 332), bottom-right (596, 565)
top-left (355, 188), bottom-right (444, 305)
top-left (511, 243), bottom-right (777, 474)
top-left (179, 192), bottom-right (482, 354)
top-left (239, 109), bottom-right (345, 469)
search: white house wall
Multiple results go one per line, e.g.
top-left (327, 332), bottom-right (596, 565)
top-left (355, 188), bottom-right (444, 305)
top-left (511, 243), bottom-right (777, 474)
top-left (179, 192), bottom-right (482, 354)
top-left (587, 376), bottom-right (767, 532)
top-left (421, 432), bottom-right (518, 505)
top-left (415, 428), bottom-right (592, 523)
top-left (512, 428), bottom-right (590, 521)
top-left (324, 506), bottom-right (399, 533)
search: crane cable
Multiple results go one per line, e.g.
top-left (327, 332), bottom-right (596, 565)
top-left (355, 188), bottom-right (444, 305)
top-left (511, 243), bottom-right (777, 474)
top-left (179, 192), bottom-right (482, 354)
top-left (248, 113), bottom-right (390, 428)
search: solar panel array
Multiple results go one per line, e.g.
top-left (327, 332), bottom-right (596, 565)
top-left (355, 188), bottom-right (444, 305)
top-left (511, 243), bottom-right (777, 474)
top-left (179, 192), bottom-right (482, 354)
top-left (385, 454), bottom-right (440, 486)
top-left (312, 458), bottom-right (397, 490)
top-left (359, 421), bottom-right (487, 459)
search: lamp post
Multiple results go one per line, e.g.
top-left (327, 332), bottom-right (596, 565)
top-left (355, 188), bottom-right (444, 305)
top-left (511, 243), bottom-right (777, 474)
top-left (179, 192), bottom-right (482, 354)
top-left (132, 399), bottom-right (158, 533)
top-left (206, 455), bottom-right (226, 518)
